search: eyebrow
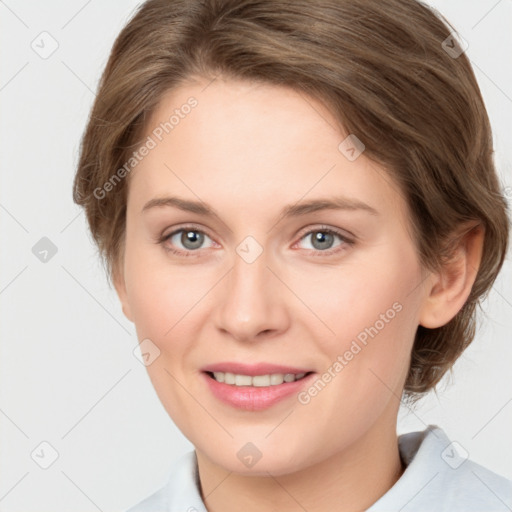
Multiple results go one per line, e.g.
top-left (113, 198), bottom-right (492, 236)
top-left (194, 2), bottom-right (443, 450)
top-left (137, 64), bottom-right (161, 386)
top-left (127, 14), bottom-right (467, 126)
top-left (141, 195), bottom-right (379, 218)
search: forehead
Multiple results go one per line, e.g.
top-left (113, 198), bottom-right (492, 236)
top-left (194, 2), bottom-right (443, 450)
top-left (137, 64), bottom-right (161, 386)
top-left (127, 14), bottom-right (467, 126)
top-left (127, 77), bottom-right (406, 223)
top-left (145, 77), bottom-right (345, 168)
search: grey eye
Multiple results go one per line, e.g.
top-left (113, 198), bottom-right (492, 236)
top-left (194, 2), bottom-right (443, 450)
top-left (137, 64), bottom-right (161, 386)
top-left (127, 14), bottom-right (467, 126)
top-left (169, 229), bottom-right (210, 250)
top-left (309, 231), bottom-right (336, 250)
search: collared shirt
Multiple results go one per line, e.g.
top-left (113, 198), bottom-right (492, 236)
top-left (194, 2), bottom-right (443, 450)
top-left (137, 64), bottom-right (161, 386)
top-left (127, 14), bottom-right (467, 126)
top-left (125, 425), bottom-right (512, 511)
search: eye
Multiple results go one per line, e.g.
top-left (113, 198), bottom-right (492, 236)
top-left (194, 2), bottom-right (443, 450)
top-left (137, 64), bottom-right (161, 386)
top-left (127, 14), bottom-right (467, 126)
top-left (295, 227), bottom-right (353, 256)
top-left (158, 226), bottom-right (215, 256)
top-left (157, 225), bottom-right (353, 258)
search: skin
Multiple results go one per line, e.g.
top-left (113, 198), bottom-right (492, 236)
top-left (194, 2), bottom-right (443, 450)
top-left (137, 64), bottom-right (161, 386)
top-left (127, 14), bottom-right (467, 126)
top-left (114, 77), bottom-right (484, 512)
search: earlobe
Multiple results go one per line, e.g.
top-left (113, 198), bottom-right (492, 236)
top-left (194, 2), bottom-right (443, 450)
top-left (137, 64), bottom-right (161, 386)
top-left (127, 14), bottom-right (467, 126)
top-left (112, 267), bottom-right (134, 323)
top-left (419, 223), bottom-right (485, 329)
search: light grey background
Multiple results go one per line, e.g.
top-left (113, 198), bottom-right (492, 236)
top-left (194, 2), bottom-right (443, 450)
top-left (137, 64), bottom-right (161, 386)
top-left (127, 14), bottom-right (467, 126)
top-left (1, 1), bottom-right (511, 511)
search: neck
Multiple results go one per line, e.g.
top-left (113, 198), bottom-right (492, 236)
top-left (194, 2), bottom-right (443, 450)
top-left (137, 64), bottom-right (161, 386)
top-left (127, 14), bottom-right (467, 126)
top-left (195, 420), bottom-right (405, 512)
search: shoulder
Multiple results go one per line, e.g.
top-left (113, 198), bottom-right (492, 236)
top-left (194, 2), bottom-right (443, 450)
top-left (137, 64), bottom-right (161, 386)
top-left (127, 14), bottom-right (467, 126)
top-left (123, 450), bottom-right (207, 512)
top-left (368, 425), bottom-right (512, 512)
top-left (441, 456), bottom-right (512, 510)
top-left (124, 488), bottom-right (168, 512)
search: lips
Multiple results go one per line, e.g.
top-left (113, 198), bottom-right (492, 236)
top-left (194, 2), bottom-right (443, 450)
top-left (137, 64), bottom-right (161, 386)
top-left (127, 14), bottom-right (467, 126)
top-left (202, 370), bottom-right (316, 411)
top-left (201, 362), bottom-right (314, 376)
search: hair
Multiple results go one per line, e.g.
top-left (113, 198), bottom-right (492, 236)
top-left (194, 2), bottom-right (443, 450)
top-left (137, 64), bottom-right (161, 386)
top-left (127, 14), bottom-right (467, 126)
top-left (73, 0), bottom-right (509, 400)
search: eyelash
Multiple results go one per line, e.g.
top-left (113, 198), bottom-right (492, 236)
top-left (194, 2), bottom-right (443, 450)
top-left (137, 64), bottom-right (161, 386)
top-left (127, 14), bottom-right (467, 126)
top-left (156, 224), bottom-right (354, 258)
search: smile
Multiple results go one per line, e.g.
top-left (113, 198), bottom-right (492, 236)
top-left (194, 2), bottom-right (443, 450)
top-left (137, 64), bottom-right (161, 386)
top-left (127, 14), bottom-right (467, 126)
top-left (207, 371), bottom-right (310, 387)
top-left (202, 370), bottom-right (316, 411)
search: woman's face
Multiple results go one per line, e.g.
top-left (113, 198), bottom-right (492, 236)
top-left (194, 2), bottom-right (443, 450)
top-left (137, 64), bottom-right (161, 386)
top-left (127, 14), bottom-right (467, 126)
top-left (115, 77), bottom-right (431, 475)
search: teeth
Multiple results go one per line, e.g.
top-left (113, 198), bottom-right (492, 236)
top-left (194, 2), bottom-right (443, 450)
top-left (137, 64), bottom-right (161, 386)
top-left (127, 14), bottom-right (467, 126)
top-left (212, 371), bottom-right (307, 387)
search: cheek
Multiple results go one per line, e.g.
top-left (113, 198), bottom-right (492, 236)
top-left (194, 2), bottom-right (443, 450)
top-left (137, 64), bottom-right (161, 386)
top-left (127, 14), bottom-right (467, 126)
top-left (304, 251), bottom-right (419, 385)
top-left (299, 256), bottom-right (408, 338)
top-left (125, 264), bottom-right (170, 338)
top-left (123, 233), bottom-right (184, 332)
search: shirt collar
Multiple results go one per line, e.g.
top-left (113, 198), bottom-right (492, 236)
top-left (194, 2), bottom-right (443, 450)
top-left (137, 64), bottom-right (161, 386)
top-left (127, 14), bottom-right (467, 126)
top-left (157, 425), bottom-right (511, 512)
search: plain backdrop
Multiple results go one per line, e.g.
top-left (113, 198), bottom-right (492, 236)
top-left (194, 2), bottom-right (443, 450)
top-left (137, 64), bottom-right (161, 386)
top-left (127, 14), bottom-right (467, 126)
top-left (1, 1), bottom-right (511, 510)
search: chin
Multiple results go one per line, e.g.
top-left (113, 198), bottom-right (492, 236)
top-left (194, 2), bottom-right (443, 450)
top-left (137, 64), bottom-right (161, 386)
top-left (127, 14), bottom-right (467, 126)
top-left (201, 440), bottom-right (312, 477)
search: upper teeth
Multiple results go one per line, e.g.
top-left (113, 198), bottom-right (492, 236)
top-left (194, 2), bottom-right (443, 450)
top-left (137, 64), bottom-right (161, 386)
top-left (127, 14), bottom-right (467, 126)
top-left (212, 372), bottom-right (307, 387)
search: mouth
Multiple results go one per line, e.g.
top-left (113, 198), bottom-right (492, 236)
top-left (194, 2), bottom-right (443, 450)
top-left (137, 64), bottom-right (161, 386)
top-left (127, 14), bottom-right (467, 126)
top-left (201, 365), bottom-right (317, 411)
top-left (204, 370), bottom-right (314, 387)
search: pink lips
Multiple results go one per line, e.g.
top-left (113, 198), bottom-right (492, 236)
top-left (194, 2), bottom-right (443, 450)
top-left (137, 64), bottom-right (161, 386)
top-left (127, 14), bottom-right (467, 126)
top-left (201, 361), bottom-right (315, 411)
top-left (201, 361), bottom-right (313, 376)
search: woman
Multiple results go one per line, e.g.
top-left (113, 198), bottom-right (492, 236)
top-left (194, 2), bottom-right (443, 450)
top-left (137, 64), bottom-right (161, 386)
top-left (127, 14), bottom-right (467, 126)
top-left (73, 0), bottom-right (511, 510)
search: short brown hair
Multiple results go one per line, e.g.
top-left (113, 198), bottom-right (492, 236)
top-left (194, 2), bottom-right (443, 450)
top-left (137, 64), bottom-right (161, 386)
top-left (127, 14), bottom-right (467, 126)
top-left (73, 0), bottom-right (510, 399)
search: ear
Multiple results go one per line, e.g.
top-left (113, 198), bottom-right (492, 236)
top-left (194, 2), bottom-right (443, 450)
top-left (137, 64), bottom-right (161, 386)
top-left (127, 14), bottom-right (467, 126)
top-left (112, 264), bottom-right (134, 323)
top-left (419, 223), bottom-right (485, 329)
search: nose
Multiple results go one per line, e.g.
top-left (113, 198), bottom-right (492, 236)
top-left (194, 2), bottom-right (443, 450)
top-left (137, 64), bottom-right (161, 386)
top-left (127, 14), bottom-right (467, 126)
top-left (213, 244), bottom-right (290, 343)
